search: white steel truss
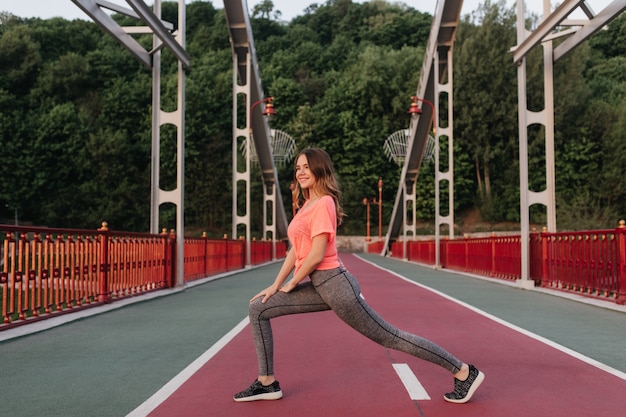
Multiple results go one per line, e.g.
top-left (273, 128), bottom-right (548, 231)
top-left (511, 0), bottom-right (625, 286)
top-left (224, 0), bottom-right (289, 264)
top-left (71, 0), bottom-right (189, 285)
top-left (383, 0), bottom-right (463, 262)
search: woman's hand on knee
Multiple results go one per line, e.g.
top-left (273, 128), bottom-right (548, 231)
top-left (251, 285), bottom-right (278, 304)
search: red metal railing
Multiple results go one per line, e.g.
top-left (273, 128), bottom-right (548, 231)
top-left (183, 235), bottom-right (287, 282)
top-left (183, 235), bottom-right (245, 282)
top-left (1, 223), bottom-right (287, 329)
top-left (375, 221), bottom-right (626, 304)
top-left (538, 229), bottom-right (622, 299)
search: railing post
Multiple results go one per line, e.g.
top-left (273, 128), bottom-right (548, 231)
top-left (98, 222), bottom-right (111, 303)
top-left (169, 229), bottom-right (177, 287)
top-left (223, 234), bottom-right (228, 272)
top-left (541, 227), bottom-right (549, 287)
top-left (491, 232), bottom-right (496, 277)
top-left (251, 237), bottom-right (256, 266)
top-left (463, 234), bottom-right (469, 272)
top-left (160, 229), bottom-right (171, 288)
top-left (202, 232), bottom-right (208, 277)
top-left (616, 220), bottom-right (626, 304)
top-left (441, 237), bottom-right (447, 268)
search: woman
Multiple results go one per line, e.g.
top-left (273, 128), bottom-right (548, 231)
top-left (234, 148), bottom-right (484, 404)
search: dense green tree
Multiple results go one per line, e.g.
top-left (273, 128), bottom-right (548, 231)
top-left (0, 0), bottom-right (624, 234)
top-left (251, 0), bottom-right (275, 20)
top-left (454, 0), bottom-right (518, 221)
top-left (588, 12), bottom-right (626, 59)
top-left (0, 25), bottom-right (42, 95)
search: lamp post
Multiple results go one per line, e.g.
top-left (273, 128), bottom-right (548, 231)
top-left (362, 197), bottom-right (371, 242)
top-left (377, 177), bottom-right (383, 241)
top-left (363, 178), bottom-right (383, 242)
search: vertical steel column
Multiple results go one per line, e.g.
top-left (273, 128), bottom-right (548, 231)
top-left (149, 0), bottom-right (161, 233)
top-left (175, 0), bottom-right (186, 284)
top-left (516, 0), bottom-right (530, 286)
top-left (445, 49), bottom-right (455, 241)
top-left (149, 0), bottom-right (186, 286)
top-left (434, 49), bottom-right (454, 268)
top-left (232, 50), bottom-right (252, 266)
top-left (516, 0), bottom-right (556, 288)
top-left (542, 29), bottom-right (558, 234)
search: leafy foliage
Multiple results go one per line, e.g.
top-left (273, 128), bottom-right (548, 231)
top-left (0, 1), bottom-right (624, 234)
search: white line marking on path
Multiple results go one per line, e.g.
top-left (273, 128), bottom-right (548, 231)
top-left (355, 254), bottom-right (626, 382)
top-left (392, 363), bottom-right (431, 400)
top-left (126, 317), bottom-right (250, 417)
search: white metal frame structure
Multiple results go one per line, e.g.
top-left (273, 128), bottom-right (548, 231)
top-left (224, 0), bottom-right (289, 266)
top-left (434, 35), bottom-right (456, 268)
top-left (511, 0), bottom-right (625, 287)
top-left (384, 0), bottom-right (624, 275)
top-left (383, 0), bottom-right (463, 263)
top-left (71, 0), bottom-right (190, 285)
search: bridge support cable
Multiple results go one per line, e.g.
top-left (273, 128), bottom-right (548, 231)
top-left (224, 0), bottom-right (289, 266)
top-left (71, 0), bottom-right (190, 286)
top-left (511, 0), bottom-right (624, 286)
top-left (383, 0), bottom-right (463, 261)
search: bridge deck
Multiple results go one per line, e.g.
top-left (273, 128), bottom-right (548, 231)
top-left (1, 253), bottom-right (625, 417)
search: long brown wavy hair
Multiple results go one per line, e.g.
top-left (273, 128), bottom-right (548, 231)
top-left (293, 148), bottom-right (345, 225)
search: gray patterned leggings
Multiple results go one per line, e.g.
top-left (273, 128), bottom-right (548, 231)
top-left (249, 267), bottom-right (463, 376)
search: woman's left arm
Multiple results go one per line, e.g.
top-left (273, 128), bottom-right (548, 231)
top-left (279, 233), bottom-right (328, 293)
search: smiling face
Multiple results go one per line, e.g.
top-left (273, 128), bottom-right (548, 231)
top-left (291, 148), bottom-right (343, 224)
top-left (295, 153), bottom-right (317, 193)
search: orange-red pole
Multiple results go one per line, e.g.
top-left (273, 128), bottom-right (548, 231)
top-left (363, 198), bottom-right (371, 242)
top-left (616, 220), bottom-right (626, 304)
top-left (98, 222), bottom-right (110, 303)
top-left (377, 178), bottom-right (383, 241)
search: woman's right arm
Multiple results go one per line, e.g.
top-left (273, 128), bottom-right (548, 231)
top-left (250, 247), bottom-right (296, 303)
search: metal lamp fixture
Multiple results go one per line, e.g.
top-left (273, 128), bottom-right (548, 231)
top-left (250, 96), bottom-right (276, 128)
top-left (408, 95), bottom-right (436, 131)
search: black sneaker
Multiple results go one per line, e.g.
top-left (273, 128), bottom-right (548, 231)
top-left (233, 379), bottom-right (283, 402)
top-left (443, 364), bottom-right (485, 404)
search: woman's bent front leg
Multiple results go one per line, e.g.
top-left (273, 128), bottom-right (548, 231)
top-left (249, 281), bottom-right (330, 376)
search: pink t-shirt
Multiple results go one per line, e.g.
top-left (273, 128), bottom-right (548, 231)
top-left (288, 195), bottom-right (341, 273)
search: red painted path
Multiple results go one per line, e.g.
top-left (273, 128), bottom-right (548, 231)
top-left (143, 254), bottom-right (626, 417)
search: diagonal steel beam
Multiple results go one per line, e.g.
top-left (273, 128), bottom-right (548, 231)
top-left (511, 0), bottom-right (585, 64)
top-left (554, 0), bottom-right (626, 61)
top-left (72, 0), bottom-right (152, 68)
top-left (71, 0), bottom-right (189, 69)
top-left (97, 0), bottom-right (174, 31)
top-left (126, 0), bottom-right (190, 68)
